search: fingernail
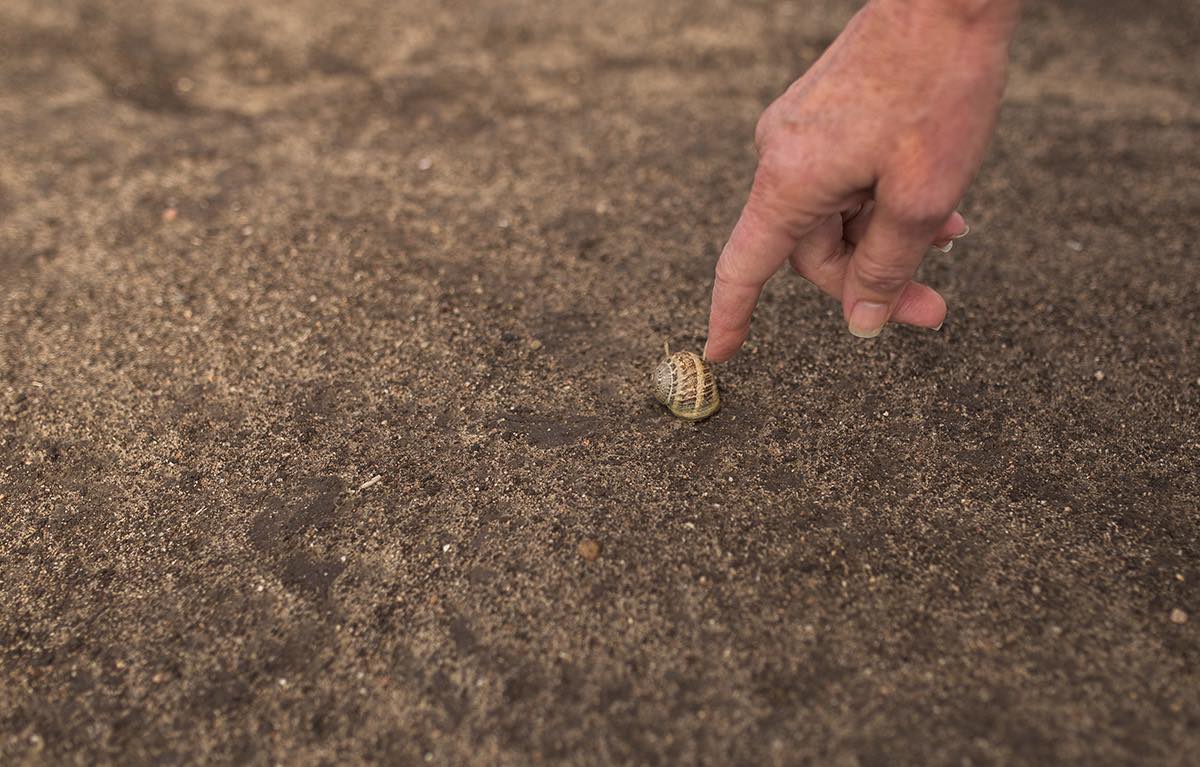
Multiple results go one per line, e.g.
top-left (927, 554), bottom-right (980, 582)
top-left (935, 241), bottom-right (954, 254)
top-left (848, 301), bottom-right (889, 338)
top-left (952, 223), bottom-right (971, 240)
top-left (933, 320), bottom-right (944, 331)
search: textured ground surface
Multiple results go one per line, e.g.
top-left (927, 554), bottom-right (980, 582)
top-left (2, 1), bottom-right (1198, 764)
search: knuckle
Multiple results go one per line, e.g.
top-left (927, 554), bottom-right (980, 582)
top-left (751, 148), bottom-right (808, 204)
top-left (754, 101), bottom-right (783, 154)
top-left (747, 160), bottom-right (795, 222)
top-left (754, 110), bottom-right (773, 154)
top-left (854, 255), bottom-right (912, 295)
top-left (714, 253), bottom-right (754, 288)
top-left (897, 201), bottom-right (947, 228)
top-left (889, 190), bottom-right (956, 229)
top-left (749, 158), bottom-right (781, 201)
top-left (713, 262), bottom-right (738, 286)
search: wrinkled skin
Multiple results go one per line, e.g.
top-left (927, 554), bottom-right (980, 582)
top-left (705, 0), bottom-right (1023, 361)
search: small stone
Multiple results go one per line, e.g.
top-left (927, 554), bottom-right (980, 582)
top-left (577, 539), bottom-right (601, 561)
top-left (161, 207), bottom-right (178, 222)
top-left (1093, 370), bottom-right (1105, 381)
top-left (1170, 608), bottom-right (1188, 625)
top-left (152, 672), bottom-right (169, 684)
top-left (417, 157), bottom-right (432, 171)
top-left (528, 339), bottom-right (543, 351)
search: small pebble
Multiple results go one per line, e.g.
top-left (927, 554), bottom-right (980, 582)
top-left (577, 539), bottom-right (601, 561)
top-left (1093, 370), bottom-right (1105, 381)
top-left (161, 207), bottom-right (178, 222)
top-left (528, 339), bottom-right (543, 351)
top-left (1170, 608), bottom-right (1188, 625)
top-left (417, 157), bottom-right (433, 171)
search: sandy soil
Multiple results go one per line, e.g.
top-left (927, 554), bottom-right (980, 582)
top-left (1, 0), bottom-right (1198, 764)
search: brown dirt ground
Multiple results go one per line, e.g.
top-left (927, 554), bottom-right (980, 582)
top-left (2, 1), bottom-right (1198, 764)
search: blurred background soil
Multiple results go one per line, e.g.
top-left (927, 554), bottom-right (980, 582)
top-left (1, 0), bottom-right (1198, 764)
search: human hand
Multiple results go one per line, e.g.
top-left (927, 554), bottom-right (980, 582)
top-left (704, 0), bottom-right (1023, 361)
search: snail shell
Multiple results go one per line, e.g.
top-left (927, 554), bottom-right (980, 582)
top-left (654, 346), bottom-right (720, 420)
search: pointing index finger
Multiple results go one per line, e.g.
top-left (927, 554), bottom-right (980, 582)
top-left (704, 198), bottom-right (815, 362)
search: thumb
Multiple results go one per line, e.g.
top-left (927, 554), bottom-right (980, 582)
top-left (705, 184), bottom-right (820, 362)
top-left (841, 200), bottom-right (945, 338)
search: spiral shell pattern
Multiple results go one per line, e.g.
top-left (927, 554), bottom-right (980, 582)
top-left (654, 350), bottom-right (720, 420)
